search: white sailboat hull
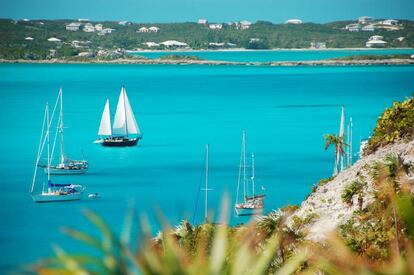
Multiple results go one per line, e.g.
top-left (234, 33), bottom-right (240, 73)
top-left (32, 192), bottom-right (84, 203)
top-left (235, 206), bottom-right (263, 216)
top-left (44, 167), bottom-right (88, 175)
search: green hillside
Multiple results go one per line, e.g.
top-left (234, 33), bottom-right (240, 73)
top-left (1, 18), bottom-right (414, 59)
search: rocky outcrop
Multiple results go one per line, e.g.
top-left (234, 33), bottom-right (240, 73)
top-left (286, 140), bottom-right (414, 242)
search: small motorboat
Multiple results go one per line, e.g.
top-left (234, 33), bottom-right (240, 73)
top-left (88, 193), bottom-right (99, 199)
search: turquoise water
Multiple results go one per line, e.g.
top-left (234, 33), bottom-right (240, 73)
top-left (130, 49), bottom-right (414, 62)
top-left (0, 63), bottom-right (414, 272)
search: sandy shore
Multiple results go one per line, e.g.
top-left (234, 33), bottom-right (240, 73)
top-left (1, 58), bottom-right (414, 66)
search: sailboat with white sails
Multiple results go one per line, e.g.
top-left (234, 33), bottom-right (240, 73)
top-left (96, 86), bottom-right (141, 147)
top-left (235, 131), bottom-right (265, 216)
top-left (31, 102), bottom-right (85, 203)
top-left (40, 88), bottom-right (88, 175)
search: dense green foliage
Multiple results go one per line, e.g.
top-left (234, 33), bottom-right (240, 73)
top-left (367, 97), bottom-right (414, 153)
top-left (1, 18), bottom-right (414, 59)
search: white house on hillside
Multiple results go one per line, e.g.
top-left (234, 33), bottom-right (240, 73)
top-left (25, 37), bottom-right (34, 41)
top-left (382, 19), bottom-right (399, 26)
top-left (47, 37), bottom-right (61, 42)
top-left (198, 19), bottom-right (208, 25)
top-left (361, 24), bottom-right (375, 31)
top-left (358, 16), bottom-right (374, 24)
top-left (160, 40), bottom-right (188, 48)
top-left (83, 23), bottom-right (95, 32)
top-left (95, 24), bottom-right (103, 31)
top-left (209, 24), bottom-right (223, 30)
top-left (66, 22), bottom-right (82, 31)
top-left (142, 42), bottom-right (160, 47)
top-left (138, 27), bottom-right (149, 33)
top-left (285, 19), bottom-right (302, 24)
top-left (346, 23), bottom-right (361, 32)
top-left (239, 20), bottom-right (252, 29)
top-left (366, 35), bottom-right (387, 48)
top-left (99, 28), bottom-right (115, 35)
top-left (119, 21), bottom-right (131, 26)
top-left (149, 26), bottom-right (160, 32)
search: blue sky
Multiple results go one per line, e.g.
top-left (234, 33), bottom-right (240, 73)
top-left (1, 0), bottom-right (414, 23)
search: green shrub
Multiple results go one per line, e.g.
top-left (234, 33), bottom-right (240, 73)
top-left (366, 97), bottom-right (414, 154)
top-left (342, 180), bottom-right (365, 204)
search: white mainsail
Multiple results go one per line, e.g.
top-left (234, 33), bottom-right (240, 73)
top-left (124, 89), bottom-right (140, 134)
top-left (98, 99), bottom-right (112, 136)
top-left (112, 87), bottom-right (140, 136)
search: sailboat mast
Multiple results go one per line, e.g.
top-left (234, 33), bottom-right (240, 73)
top-left (31, 103), bottom-right (48, 193)
top-left (59, 88), bottom-right (65, 165)
top-left (243, 130), bottom-right (247, 201)
top-left (251, 152), bottom-right (255, 197)
top-left (46, 102), bottom-right (51, 187)
top-left (339, 106), bottom-right (345, 172)
top-left (122, 87), bottom-right (129, 137)
top-left (205, 144), bottom-right (209, 222)
top-left (349, 117), bottom-right (353, 167)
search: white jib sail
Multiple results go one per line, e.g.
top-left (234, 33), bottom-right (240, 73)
top-left (98, 99), bottom-right (112, 136)
top-left (123, 88), bottom-right (140, 135)
top-left (112, 88), bottom-right (127, 136)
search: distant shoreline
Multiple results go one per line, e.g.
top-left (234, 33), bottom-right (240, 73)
top-left (127, 47), bottom-right (414, 53)
top-left (1, 58), bottom-right (414, 66)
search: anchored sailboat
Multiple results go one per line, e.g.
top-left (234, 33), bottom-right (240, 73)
top-left (235, 131), bottom-right (265, 216)
top-left (40, 88), bottom-right (88, 175)
top-left (96, 86), bottom-right (141, 147)
top-left (31, 102), bottom-right (85, 203)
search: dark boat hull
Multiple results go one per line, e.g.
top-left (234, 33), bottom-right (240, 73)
top-left (102, 137), bottom-right (140, 147)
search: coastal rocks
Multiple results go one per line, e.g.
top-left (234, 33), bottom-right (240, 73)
top-left (1, 58), bottom-right (414, 66)
top-left (286, 140), bottom-right (414, 242)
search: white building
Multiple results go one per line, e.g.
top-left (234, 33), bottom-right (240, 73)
top-left (25, 37), bottom-right (34, 41)
top-left (160, 40), bottom-right (188, 48)
top-left (285, 19), bottom-right (302, 24)
top-left (382, 19), bottom-right (398, 26)
top-left (310, 42), bottom-right (327, 49)
top-left (366, 35), bottom-right (387, 48)
top-left (78, 18), bottom-right (90, 22)
top-left (397, 37), bottom-right (405, 42)
top-left (345, 23), bottom-right (361, 32)
top-left (239, 20), bottom-right (252, 29)
top-left (99, 28), bottom-right (115, 35)
top-left (47, 37), bottom-right (61, 42)
top-left (209, 24), bottom-right (223, 30)
top-left (83, 23), bottom-right (95, 32)
top-left (149, 26), bottom-right (160, 32)
top-left (78, 52), bottom-right (94, 57)
top-left (119, 21), bottom-right (131, 26)
top-left (95, 24), bottom-right (103, 31)
top-left (358, 16), bottom-right (374, 24)
top-left (198, 19), bottom-right (208, 25)
top-left (66, 22), bottom-right (82, 31)
top-left (208, 42), bottom-right (225, 47)
top-left (142, 42), bottom-right (160, 47)
top-left (138, 27), bottom-right (149, 33)
top-left (361, 24), bottom-right (375, 31)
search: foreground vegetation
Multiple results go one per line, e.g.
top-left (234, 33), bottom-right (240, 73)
top-left (1, 18), bottom-right (414, 59)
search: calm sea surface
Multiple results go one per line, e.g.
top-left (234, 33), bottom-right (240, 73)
top-left (0, 59), bottom-right (414, 271)
top-left (130, 49), bottom-right (414, 62)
